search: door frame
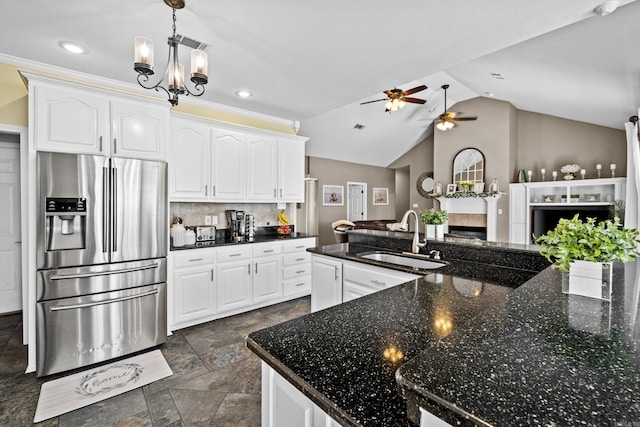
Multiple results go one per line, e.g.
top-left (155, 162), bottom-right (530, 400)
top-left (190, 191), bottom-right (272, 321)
top-left (346, 181), bottom-right (367, 222)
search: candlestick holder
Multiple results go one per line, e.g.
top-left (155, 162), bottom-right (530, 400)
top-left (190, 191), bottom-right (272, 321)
top-left (580, 169), bottom-right (586, 180)
top-left (552, 171), bottom-right (557, 181)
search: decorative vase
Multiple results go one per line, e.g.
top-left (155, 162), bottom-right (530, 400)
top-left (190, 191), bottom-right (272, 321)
top-left (435, 224), bottom-right (445, 239)
top-left (564, 173), bottom-right (575, 180)
top-left (564, 260), bottom-right (612, 300)
top-left (425, 224), bottom-right (436, 239)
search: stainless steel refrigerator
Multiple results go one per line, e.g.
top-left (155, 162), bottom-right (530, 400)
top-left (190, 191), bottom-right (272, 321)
top-left (36, 152), bottom-right (167, 377)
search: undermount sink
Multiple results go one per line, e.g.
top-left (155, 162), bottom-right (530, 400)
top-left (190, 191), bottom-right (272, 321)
top-left (357, 251), bottom-right (446, 270)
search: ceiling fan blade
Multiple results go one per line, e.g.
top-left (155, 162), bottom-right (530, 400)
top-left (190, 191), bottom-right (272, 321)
top-left (384, 88), bottom-right (402, 97)
top-left (402, 84), bottom-right (428, 96)
top-left (452, 116), bottom-right (478, 121)
top-left (360, 98), bottom-right (388, 105)
top-left (402, 97), bottom-right (426, 104)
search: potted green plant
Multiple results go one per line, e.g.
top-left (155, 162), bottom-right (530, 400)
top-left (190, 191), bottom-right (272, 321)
top-left (535, 214), bottom-right (640, 300)
top-left (420, 209), bottom-right (448, 239)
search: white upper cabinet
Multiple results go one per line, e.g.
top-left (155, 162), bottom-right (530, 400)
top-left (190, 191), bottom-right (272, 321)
top-left (211, 128), bottom-right (248, 201)
top-left (169, 118), bottom-right (211, 200)
top-left (34, 83), bottom-right (109, 155)
top-left (110, 99), bottom-right (167, 160)
top-left (29, 75), bottom-right (169, 160)
top-left (169, 114), bottom-right (307, 203)
top-left (278, 138), bottom-right (305, 202)
top-left (247, 134), bottom-right (278, 201)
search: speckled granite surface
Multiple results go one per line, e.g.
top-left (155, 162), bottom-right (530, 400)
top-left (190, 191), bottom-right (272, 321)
top-left (247, 236), bottom-right (640, 426)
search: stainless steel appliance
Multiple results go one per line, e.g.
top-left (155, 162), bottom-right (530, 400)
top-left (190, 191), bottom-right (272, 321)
top-left (225, 209), bottom-right (245, 242)
top-left (245, 214), bottom-right (255, 242)
top-left (36, 152), bottom-right (168, 377)
top-left (195, 225), bottom-right (216, 241)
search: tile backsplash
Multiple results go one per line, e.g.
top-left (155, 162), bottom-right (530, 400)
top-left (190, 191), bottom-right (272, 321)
top-left (170, 202), bottom-right (295, 228)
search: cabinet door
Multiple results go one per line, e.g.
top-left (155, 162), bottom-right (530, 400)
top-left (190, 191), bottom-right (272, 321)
top-left (253, 256), bottom-right (282, 304)
top-left (343, 280), bottom-right (376, 302)
top-left (216, 259), bottom-right (252, 313)
top-left (278, 139), bottom-right (305, 202)
top-left (247, 135), bottom-right (278, 201)
top-left (311, 255), bottom-right (342, 312)
top-left (509, 184), bottom-right (527, 244)
top-left (110, 99), bottom-right (168, 160)
top-left (211, 128), bottom-right (247, 200)
top-left (173, 265), bottom-right (215, 326)
top-left (169, 119), bottom-right (211, 200)
top-left (34, 84), bottom-right (109, 155)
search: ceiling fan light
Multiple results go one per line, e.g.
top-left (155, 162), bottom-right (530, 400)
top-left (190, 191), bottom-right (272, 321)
top-left (385, 101), bottom-right (393, 111)
top-left (436, 120), bottom-right (454, 131)
top-left (398, 100), bottom-right (406, 109)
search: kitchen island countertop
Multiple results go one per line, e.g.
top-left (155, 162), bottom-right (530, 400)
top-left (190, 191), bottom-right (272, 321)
top-left (247, 241), bottom-right (640, 426)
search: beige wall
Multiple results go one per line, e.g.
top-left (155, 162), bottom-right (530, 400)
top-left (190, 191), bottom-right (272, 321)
top-left (388, 134), bottom-right (435, 215)
top-left (394, 167), bottom-right (410, 221)
top-left (306, 156), bottom-right (396, 246)
top-left (516, 110), bottom-right (626, 178)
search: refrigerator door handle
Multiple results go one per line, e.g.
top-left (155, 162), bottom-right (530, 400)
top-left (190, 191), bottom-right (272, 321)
top-left (112, 166), bottom-right (118, 253)
top-left (49, 289), bottom-right (159, 311)
top-left (50, 262), bottom-right (160, 281)
top-left (102, 166), bottom-right (109, 253)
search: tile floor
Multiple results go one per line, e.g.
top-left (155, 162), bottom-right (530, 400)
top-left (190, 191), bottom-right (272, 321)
top-left (0, 296), bottom-right (311, 426)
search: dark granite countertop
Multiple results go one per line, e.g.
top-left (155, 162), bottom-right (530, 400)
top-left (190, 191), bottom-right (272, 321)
top-left (247, 236), bottom-right (640, 426)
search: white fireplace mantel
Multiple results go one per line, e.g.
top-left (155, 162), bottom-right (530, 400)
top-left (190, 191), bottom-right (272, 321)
top-left (436, 194), bottom-right (502, 241)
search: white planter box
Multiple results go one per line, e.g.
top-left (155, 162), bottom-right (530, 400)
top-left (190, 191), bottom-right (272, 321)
top-left (425, 224), bottom-right (435, 239)
top-left (435, 224), bottom-right (445, 239)
top-left (563, 260), bottom-right (612, 300)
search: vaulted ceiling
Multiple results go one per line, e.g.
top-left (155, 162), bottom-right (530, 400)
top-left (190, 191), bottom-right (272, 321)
top-left (1, 0), bottom-right (638, 166)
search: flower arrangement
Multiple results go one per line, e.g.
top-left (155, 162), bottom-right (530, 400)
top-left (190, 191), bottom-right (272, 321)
top-left (459, 180), bottom-right (474, 192)
top-left (560, 164), bottom-right (581, 174)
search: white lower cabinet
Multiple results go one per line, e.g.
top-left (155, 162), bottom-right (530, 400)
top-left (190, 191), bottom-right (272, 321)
top-left (342, 260), bottom-right (420, 303)
top-left (262, 362), bottom-right (341, 427)
top-left (170, 238), bottom-right (315, 331)
top-left (172, 249), bottom-right (216, 329)
top-left (311, 255), bottom-right (343, 312)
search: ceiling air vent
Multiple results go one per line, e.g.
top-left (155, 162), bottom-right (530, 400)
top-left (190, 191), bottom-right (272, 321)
top-left (175, 34), bottom-right (209, 51)
top-left (353, 124), bottom-right (365, 130)
top-left (490, 72), bottom-right (505, 80)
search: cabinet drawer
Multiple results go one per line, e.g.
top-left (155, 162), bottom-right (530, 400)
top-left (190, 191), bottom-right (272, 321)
top-left (252, 242), bottom-right (282, 258)
top-left (216, 245), bottom-right (252, 262)
top-left (343, 262), bottom-right (419, 289)
top-left (282, 238), bottom-right (316, 253)
top-left (173, 249), bottom-right (215, 268)
top-left (283, 263), bottom-right (311, 280)
top-left (283, 276), bottom-right (311, 296)
top-left (282, 252), bottom-right (310, 266)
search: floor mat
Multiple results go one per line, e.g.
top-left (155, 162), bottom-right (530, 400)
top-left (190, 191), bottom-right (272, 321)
top-left (33, 349), bottom-right (172, 423)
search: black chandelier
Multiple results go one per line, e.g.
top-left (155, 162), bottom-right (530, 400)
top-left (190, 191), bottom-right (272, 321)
top-left (134, 0), bottom-right (208, 106)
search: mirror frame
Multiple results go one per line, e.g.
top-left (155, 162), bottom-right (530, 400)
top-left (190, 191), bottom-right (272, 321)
top-left (452, 148), bottom-right (485, 185)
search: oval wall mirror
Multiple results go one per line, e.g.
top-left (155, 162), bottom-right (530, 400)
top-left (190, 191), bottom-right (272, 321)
top-left (452, 148), bottom-right (485, 185)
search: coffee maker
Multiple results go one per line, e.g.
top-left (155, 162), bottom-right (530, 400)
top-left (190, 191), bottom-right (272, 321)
top-left (225, 210), bottom-right (245, 242)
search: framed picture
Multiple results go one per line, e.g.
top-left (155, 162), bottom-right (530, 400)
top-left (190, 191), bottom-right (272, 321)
top-left (446, 184), bottom-right (457, 195)
top-left (473, 182), bottom-right (485, 194)
top-left (373, 188), bottom-right (389, 205)
top-left (543, 194), bottom-right (556, 202)
top-left (584, 193), bottom-right (600, 202)
top-left (323, 185), bottom-right (344, 206)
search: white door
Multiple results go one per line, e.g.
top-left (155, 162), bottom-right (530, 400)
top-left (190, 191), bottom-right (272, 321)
top-left (0, 142), bottom-right (21, 313)
top-left (347, 182), bottom-right (366, 222)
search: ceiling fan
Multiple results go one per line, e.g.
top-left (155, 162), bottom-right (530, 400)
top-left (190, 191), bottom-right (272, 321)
top-left (435, 84), bottom-right (477, 130)
top-left (360, 84), bottom-right (428, 112)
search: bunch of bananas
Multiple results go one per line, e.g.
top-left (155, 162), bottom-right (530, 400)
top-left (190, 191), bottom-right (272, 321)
top-left (277, 210), bottom-right (290, 225)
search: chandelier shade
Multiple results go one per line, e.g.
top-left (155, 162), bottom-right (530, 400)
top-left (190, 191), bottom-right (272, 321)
top-left (133, 0), bottom-right (208, 106)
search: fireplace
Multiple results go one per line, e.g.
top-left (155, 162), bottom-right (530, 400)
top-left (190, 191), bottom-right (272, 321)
top-left (437, 195), bottom-right (502, 241)
top-left (447, 225), bottom-right (487, 240)
top-left (531, 205), bottom-right (611, 239)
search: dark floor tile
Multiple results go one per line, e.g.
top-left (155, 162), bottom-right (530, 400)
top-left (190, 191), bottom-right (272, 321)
top-left (223, 311), bottom-right (279, 337)
top-left (0, 371), bottom-right (46, 404)
top-left (145, 389), bottom-right (181, 427)
top-left (182, 322), bottom-right (243, 356)
top-left (230, 357), bottom-right (261, 394)
top-left (199, 342), bottom-right (253, 371)
top-left (208, 393), bottom-right (261, 427)
top-left (109, 409), bottom-right (153, 427)
top-left (0, 391), bottom-right (57, 426)
top-left (0, 322), bottom-right (28, 374)
top-left (170, 389), bottom-right (225, 426)
top-left (171, 363), bottom-right (239, 393)
top-left (57, 388), bottom-right (148, 427)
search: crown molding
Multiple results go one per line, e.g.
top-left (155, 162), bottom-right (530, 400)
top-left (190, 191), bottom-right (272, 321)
top-left (1, 52), bottom-right (298, 130)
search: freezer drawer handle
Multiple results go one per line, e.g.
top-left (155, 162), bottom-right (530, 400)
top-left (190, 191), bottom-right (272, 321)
top-left (50, 263), bottom-right (159, 280)
top-left (50, 289), bottom-right (159, 312)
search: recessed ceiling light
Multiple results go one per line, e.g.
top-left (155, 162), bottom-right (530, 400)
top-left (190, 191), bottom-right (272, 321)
top-left (484, 92), bottom-right (494, 97)
top-left (58, 41), bottom-right (87, 54)
top-left (235, 89), bottom-right (252, 98)
top-left (594, 1), bottom-right (619, 15)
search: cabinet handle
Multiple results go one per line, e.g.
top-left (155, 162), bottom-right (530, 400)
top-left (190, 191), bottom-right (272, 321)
top-left (371, 279), bottom-right (387, 286)
top-left (113, 138), bottom-right (117, 154)
top-left (295, 258), bottom-right (305, 261)
top-left (279, 188), bottom-right (283, 198)
top-left (248, 263), bottom-right (251, 274)
top-left (230, 253), bottom-right (242, 257)
top-left (205, 185), bottom-right (208, 197)
top-left (273, 188), bottom-right (277, 197)
top-left (334, 266), bottom-right (339, 281)
top-left (99, 136), bottom-right (103, 152)
top-left (296, 270), bottom-right (305, 274)
top-left (213, 185), bottom-right (216, 196)
top-left (189, 258), bottom-right (203, 262)
top-left (211, 269), bottom-right (214, 282)
top-left (255, 262), bottom-right (258, 274)
top-left (295, 245), bottom-right (305, 249)
top-left (263, 249), bottom-right (274, 253)
top-left (294, 282), bottom-right (305, 287)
